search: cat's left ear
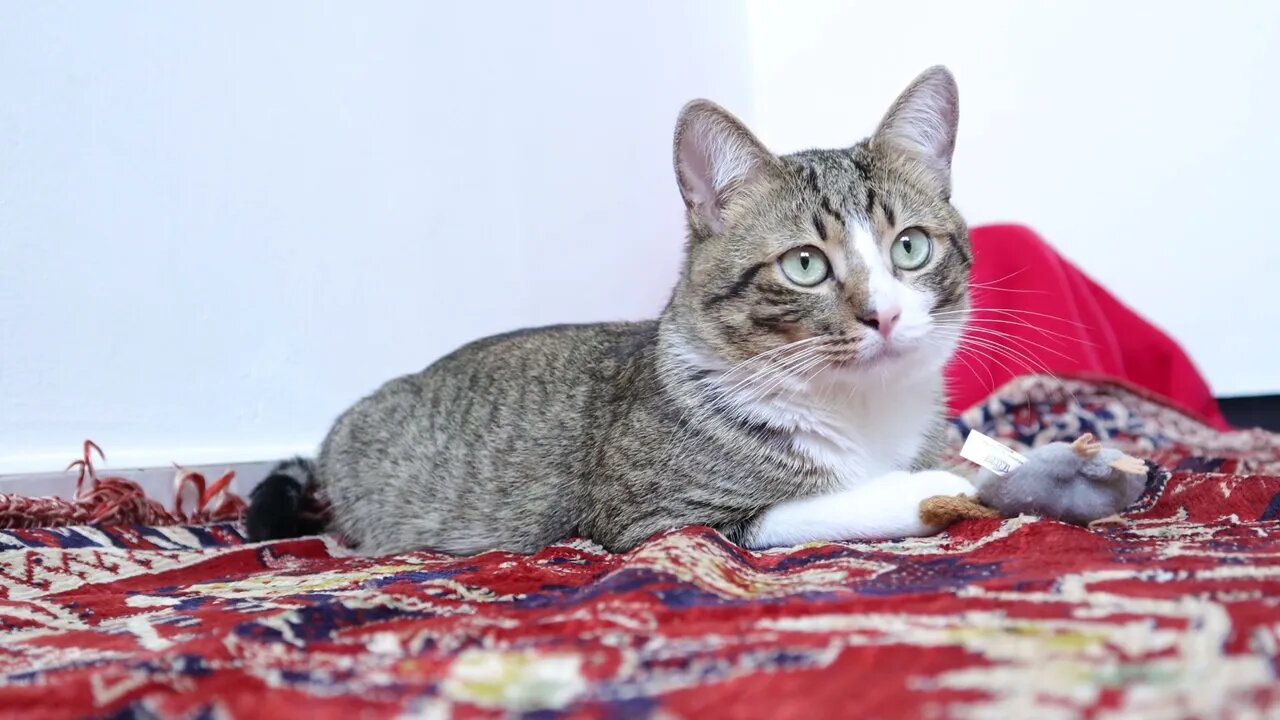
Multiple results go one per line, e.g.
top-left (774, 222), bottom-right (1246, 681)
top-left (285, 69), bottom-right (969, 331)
top-left (872, 66), bottom-right (960, 193)
top-left (674, 100), bottom-right (780, 235)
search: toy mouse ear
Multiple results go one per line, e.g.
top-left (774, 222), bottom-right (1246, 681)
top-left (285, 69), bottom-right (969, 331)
top-left (1108, 456), bottom-right (1148, 475)
top-left (1070, 434), bottom-right (1102, 458)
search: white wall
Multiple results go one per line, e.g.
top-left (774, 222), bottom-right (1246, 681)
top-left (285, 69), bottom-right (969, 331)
top-left (0, 1), bottom-right (753, 473)
top-left (746, 0), bottom-right (1280, 398)
top-left (4, 1), bottom-right (1277, 476)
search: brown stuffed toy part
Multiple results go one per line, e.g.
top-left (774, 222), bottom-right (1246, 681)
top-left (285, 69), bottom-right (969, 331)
top-left (919, 493), bottom-right (1001, 526)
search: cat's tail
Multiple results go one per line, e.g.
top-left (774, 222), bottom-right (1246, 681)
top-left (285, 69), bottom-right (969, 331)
top-left (245, 457), bottom-right (328, 542)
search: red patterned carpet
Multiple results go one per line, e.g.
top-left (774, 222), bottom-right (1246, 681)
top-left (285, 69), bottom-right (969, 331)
top-left (3, 375), bottom-right (1280, 719)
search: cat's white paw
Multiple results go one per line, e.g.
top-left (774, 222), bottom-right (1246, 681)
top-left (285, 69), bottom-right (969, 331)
top-left (747, 470), bottom-right (978, 548)
top-left (860, 470), bottom-right (976, 538)
top-left (901, 470), bottom-right (976, 500)
top-left (896, 470), bottom-right (977, 536)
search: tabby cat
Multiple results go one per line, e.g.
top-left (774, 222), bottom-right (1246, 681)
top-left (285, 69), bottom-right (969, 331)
top-left (247, 66), bottom-right (976, 555)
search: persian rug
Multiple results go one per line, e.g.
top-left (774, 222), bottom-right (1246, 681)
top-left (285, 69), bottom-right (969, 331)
top-left (2, 375), bottom-right (1279, 719)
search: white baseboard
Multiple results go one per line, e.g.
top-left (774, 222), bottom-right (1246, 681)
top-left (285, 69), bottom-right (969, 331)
top-left (0, 460), bottom-right (282, 506)
top-left (0, 444), bottom-right (315, 476)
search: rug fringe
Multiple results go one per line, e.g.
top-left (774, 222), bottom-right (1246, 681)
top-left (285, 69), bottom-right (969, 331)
top-left (0, 440), bottom-right (248, 530)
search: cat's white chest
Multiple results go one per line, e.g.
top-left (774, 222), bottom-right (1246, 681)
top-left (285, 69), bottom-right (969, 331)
top-left (741, 369), bottom-right (940, 487)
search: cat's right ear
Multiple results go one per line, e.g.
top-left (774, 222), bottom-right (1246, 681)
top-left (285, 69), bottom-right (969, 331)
top-left (674, 100), bottom-right (779, 235)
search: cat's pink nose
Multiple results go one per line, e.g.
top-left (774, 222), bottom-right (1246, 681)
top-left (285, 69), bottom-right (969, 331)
top-left (858, 307), bottom-right (901, 339)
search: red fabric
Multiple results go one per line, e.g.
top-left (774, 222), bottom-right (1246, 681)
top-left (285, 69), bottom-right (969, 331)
top-left (945, 224), bottom-right (1229, 429)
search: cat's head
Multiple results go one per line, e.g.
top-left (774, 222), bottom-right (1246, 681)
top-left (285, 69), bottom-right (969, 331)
top-left (666, 66), bottom-right (970, 380)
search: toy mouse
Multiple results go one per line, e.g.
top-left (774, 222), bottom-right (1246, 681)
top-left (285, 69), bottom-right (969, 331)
top-left (920, 434), bottom-right (1153, 529)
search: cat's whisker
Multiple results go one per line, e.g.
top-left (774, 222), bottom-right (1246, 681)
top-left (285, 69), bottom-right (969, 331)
top-left (932, 321), bottom-right (1078, 364)
top-left (965, 327), bottom-right (1078, 366)
top-left (707, 336), bottom-right (830, 385)
top-left (664, 349), bottom-right (829, 468)
top-left (931, 311), bottom-right (1095, 349)
top-left (715, 345), bottom-right (829, 400)
top-left (934, 306), bottom-right (1093, 331)
top-left (663, 343), bottom-right (834, 467)
top-left (708, 342), bottom-right (836, 402)
top-left (795, 358), bottom-right (838, 412)
top-left (932, 326), bottom-right (1048, 371)
top-left (934, 329), bottom-right (1083, 409)
top-left (935, 316), bottom-right (1089, 347)
top-left (949, 341), bottom-right (1024, 387)
top-left (930, 327), bottom-right (1029, 370)
top-left (958, 337), bottom-right (1043, 377)
top-left (934, 325), bottom-right (1075, 379)
top-left (969, 283), bottom-right (1050, 297)
top-left (726, 356), bottom-right (824, 408)
top-left (967, 265), bottom-right (1030, 289)
top-left (666, 340), bottom-right (825, 440)
top-left (737, 345), bottom-right (841, 402)
top-left (960, 340), bottom-right (1080, 412)
top-left (957, 351), bottom-right (995, 389)
top-left (750, 354), bottom-right (831, 406)
top-left (663, 348), bottom-right (817, 459)
top-left (701, 340), bottom-right (848, 422)
top-left (931, 338), bottom-right (993, 388)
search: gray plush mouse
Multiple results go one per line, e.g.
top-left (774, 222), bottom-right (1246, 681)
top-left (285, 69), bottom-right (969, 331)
top-left (973, 434), bottom-right (1150, 526)
top-left (918, 433), bottom-right (1153, 529)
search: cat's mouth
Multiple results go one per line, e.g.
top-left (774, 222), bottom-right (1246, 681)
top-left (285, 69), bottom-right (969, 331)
top-left (814, 333), bottom-right (916, 368)
top-left (826, 337), bottom-right (913, 370)
top-left (863, 344), bottom-right (907, 365)
top-left (822, 346), bottom-right (901, 371)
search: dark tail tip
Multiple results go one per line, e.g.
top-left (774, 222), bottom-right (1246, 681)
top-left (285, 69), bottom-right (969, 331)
top-left (245, 457), bottom-right (324, 542)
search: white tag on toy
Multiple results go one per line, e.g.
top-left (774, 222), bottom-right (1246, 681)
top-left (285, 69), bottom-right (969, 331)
top-left (960, 430), bottom-right (1028, 478)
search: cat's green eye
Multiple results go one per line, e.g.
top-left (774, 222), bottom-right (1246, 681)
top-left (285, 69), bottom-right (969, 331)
top-left (891, 228), bottom-right (933, 270)
top-left (779, 245), bottom-right (830, 287)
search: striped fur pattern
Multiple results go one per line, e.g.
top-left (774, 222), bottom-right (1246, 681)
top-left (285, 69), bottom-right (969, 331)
top-left (247, 67), bottom-right (974, 554)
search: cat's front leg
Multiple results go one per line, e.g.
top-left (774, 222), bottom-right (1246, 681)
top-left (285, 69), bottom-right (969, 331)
top-left (744, 470), bottom-right (975, 549)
